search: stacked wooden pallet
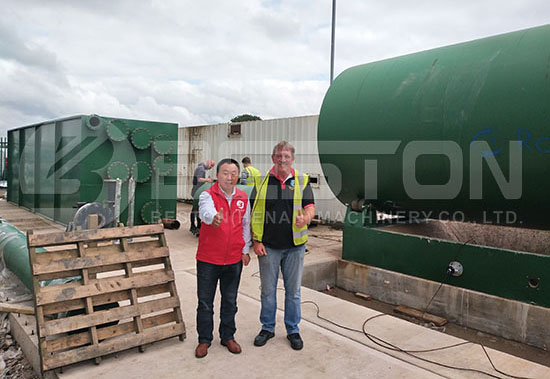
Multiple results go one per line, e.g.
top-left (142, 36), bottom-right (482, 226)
top-left (26, 224), bottom-right (186, 375)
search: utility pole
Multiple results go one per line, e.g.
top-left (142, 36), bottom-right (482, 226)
top-left (330, 0), bottom-right (336, 84)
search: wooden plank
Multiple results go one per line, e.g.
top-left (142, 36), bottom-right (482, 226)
top-left (77, 241), bottom-right (101, 365)
top-left (393, 305), bottom-right (448, 327)
top-left (41, 296), bottom-right (180, 337)
top-left (33, 246), bottom-right (170, 275)
top-left (0, 302), bottom-right (35, 315)
top-left (28, 224), bottom-right (163, 247)
top-left (87, 214), bottom-right (98, 249)
top-left (158, 233), bottom-right (186, 341)
top-left (36, 269), bottom-right (174, 306)
top-left (37, 257), bottom-right (165, 282)
top-left (140, 310), bottom-right (177, 328)
top-left (42, 283), bottom-right (171, 316)
top-left (87, 227), bottom-right (101, 280)
top-left (354, 292), bottom-right (372, 301)
top-left (43, 323), bottom-right (184, 371)
top-left (35, 240), bottom-right (161, 266)
top-left (46, 312), bottom-right (176, 353)
top-left (27, 231), bottom-right (48, 376)
top-left (121, 236), bottom-right (146, 352)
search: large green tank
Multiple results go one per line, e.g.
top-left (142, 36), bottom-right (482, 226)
top-left (7, 115), bottom-right (178, 226)
top-left (318, 25), bottom-right (550, 229)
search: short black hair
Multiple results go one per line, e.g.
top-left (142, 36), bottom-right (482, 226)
top-left (216, 158), bottom-right (240, 174)
top-left (242, 156), bottom-right (251, 164)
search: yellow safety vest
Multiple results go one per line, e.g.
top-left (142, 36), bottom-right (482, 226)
top-left (243, 165), bottom-right (261, 188)
top-left (251, 169), bottom-right (309, 245)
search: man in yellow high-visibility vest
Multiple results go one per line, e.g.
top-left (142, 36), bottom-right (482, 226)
top-left (250, 141), bottom-right (315, 351)
top-left (240, 156), bottom-right (261, 188)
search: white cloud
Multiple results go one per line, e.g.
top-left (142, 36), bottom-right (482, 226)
top-left (1, 0), bottom-right (549, 136)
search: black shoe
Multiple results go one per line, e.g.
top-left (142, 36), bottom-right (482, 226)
top-left (254, 330), bottom-right (274, 346)
top-left (287, 333), bottom-right (303, 350)
top-left (189, 226), bottom-right (197, 234)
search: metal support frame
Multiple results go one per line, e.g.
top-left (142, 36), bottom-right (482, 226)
top-left (343, 206), bottom-right (550, 307)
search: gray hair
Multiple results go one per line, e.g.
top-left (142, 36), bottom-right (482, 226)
top-left (272, 141), bottom-right (295, 158)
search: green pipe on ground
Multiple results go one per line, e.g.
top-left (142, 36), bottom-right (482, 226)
top-left (0, 219), bottom-right (45, 291)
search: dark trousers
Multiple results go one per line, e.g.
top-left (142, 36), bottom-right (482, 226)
top-left (190, 204), bottom-right (201, 230)
top-left (196, 260), bottom-right (243, 344)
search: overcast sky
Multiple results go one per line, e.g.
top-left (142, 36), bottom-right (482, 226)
top-left (1, 0), bottom-right (548, 136)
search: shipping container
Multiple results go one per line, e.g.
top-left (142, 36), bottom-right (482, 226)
top-left (177, 115), bottom-right (346, 222)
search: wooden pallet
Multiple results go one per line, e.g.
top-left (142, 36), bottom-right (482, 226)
top-left (26, 224), bottom-right (186, 374)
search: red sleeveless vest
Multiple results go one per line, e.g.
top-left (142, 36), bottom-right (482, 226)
top-left (196, 183), bottom-right (248, 265)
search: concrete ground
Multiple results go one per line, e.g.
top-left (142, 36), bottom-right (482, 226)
top-left (2, 201), bottom-right (549, 378)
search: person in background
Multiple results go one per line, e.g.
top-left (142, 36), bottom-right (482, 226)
top-left (250, 141), bottom-right (315, 351)
top-left (194, 158), bottom-right (251, 358)
top-left (189, 159), bottom-right (215, 236)
top-left (240, 156), bottom-right (261, 188)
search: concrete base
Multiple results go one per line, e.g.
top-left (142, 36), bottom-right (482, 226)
top-left (337, 259), bottom-right (550, 352)
top-left (302, 258), bottom-right (336, 291)
top-left (9, 312), bottom-right (57, 379)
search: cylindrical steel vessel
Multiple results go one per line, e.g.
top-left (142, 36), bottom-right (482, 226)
top-left (318, 25), bottom-right (550, 229)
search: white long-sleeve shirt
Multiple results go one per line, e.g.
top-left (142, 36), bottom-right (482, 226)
top-left (199, 187), bottom-right (251, 255)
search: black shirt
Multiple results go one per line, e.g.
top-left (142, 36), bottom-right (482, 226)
top-left (251, 172), bottom-right (314, 249)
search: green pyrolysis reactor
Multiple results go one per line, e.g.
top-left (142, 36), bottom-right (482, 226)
top-left (318, 25), bottom-right (550, 307)
top-left (7, 114), bottom-right (178, 226)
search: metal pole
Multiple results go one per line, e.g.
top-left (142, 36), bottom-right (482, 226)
top-left (128, 177), bottom-right (136, 227)
top-left (114, 178), bottom-right (121, 226)
top-left (330, 0), bottom-right (336, 84)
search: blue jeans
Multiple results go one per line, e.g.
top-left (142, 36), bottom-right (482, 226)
top-left (196, 260), bottom-right (243, 344)
top-left (258, 244), bottom-right (305, 335)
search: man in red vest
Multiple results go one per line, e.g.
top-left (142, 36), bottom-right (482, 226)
top-left (194, 158), bottom-right (251, 358)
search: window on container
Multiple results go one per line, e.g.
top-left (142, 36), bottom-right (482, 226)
top-left (308, 173), bottom-right (320, 188)
top-left (229, 124), bottom-right (241, 136)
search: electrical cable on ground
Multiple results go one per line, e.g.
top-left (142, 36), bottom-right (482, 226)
top-left (480, 345), bottom-right (533, 379)
top-left (308, 234), bottom-right (342, 242)
top-left (299, 236), bottom-right (531, 379)
top-left (300, 300), bottom-right (533, 379)
top-left (249, 238), bottom-right (533, 378)
top-left (415, 238), bottom-right (533, 377)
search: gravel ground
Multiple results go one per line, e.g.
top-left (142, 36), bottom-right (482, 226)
top-left (0, 266), bottom-right (39, 378)
top-left (0, 313), bottom-right (38, 379)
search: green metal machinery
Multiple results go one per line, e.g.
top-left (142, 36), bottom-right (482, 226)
top-left (7, 114), bottom-right (178, 226)
top-left (318, 25), bottom-right (550, 307)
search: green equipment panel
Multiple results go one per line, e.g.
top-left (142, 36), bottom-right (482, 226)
top-left (7, 114), bottom-right (178, 226)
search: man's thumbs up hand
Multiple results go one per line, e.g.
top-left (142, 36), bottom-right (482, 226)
top-left (295, 209), bottom-right (306, 228)
top-left (213, 208), bottom-right (224, 227)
